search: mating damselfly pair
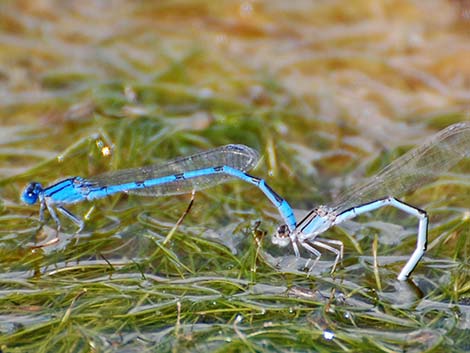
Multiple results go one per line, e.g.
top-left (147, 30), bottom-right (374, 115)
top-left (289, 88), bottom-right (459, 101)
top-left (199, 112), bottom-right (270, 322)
top-left (22, 122), bottom-right (470, 280)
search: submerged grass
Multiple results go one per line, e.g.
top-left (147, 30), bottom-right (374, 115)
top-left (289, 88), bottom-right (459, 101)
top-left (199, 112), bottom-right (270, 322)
top-left (1, 1), bottom-right (470, 352)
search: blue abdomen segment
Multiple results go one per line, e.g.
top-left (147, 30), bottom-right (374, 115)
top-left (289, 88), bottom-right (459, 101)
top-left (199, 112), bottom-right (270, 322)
top-left (23, 144), bottom-right (297, 240)
top-left (84, 165), bottom-right (297, 231)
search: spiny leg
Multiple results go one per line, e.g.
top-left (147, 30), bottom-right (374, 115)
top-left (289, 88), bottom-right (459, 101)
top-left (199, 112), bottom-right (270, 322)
top-left (34, 198), bottom-right (46, 232)
top-left (334, 196), bottom-right (428, 280)
top-left (46, 202), bottom-right (61, 234)
top-left (291, 236), bottom-right (301, 257)
top-left (299, 241), bottom-right (322, 275)
top-left (39, 199), bottom-right (46, 224)
top-left (34, 204), bottom-right (84, 247)
top-left (57, 206), bottom-right (85, 233)
top-left (30, 202), bottom-right (62, 248)
top-left (310, 237), bottom-right (344, 273)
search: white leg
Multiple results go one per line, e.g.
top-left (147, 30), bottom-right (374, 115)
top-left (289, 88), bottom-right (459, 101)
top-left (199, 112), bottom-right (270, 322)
top-left (334, 196), bottom-right (428, 281)
top-left (39, 199), bottom-right (46, 223)
top-left (46, 202), bottom-right (61, 233)
top-left (299, 241), bottom-right (322, 274)
top-left (57, 206), bottom-right (85, 233)
top-left (310, 238), bottom-right (344, 273)
top-left (320, 238), bottom-right (344, 260)
top-left (291, 236), bottom-right (301, 257)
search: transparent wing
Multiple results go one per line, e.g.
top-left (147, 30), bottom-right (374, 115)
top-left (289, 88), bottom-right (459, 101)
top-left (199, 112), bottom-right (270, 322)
top-left (88, 144), bottom-right (260, 196)
top-left (331, 122), bottom-right (470, 213)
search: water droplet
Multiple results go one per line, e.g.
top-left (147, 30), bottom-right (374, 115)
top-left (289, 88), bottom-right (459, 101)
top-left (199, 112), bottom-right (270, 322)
top-left (323, 330), bottom-right (335, 340)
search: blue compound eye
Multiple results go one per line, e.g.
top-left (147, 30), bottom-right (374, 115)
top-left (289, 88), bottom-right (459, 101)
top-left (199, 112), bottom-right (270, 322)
top-left (21, 182), bottom-right (42, 205)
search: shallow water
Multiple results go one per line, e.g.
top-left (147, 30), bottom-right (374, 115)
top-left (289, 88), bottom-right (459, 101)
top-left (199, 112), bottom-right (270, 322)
top-left (1, 1), bottom-right (470, 352)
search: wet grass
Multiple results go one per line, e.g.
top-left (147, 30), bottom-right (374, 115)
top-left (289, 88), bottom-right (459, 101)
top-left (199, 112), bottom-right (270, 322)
top-left (1, 1), bottom-right (470, 352)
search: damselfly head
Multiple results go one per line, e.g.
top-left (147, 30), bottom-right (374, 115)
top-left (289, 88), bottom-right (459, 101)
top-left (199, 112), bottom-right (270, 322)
top-left (272, 224), bottom-right (291, 247)
top-left (21, 182), bottom-right (42, 205)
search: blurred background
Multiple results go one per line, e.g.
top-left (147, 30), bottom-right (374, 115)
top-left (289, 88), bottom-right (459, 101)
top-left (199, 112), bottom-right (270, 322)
top-left (0, 1), bottom-right (469, 352)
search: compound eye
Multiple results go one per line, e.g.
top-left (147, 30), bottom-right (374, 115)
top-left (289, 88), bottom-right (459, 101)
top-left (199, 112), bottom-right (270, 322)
top-left (21, 182), bottom-right (41, 205)
top-left (276, 224), bottom-right (290, 238)
top-left (272, 224), bottom-right (291, 247)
